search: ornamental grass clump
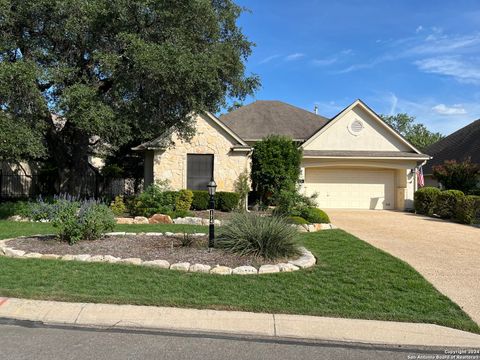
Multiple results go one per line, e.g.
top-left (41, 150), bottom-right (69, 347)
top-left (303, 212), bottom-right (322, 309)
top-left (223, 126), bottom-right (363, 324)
top-left (216, 213), bottom-right (301, 260)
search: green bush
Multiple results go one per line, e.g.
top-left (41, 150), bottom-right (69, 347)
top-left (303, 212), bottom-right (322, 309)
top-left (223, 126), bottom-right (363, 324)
top-left (234, 170), bottom-right (250, 211)
top-left (216, 192), bottom-right (240, 212)
top-left (133, 183), bottom-right (178, 217)
top-left (300, 207), bottom-right (330, 224)
top-left (176, 189), bottom-right (193, 211)
top-left (216, 213), bottom-right (301, 260)
top-left (435, 190), bottom-right (465, 219)
top-left (273, 188), bottom-right (316, 217)
top-left (414, 187), bottom-right (441, 216)
top-left (0, 201), bottom-right (31, 219)
top-left (191, 190), bottom-right (210, 210)
top-left (166, 209), bottom-right (194, 219)
top-left (288, 216), bottom-right (308, 225)
top-left (110, 195), bottom-right (126, 216)
top-left (455, 195), bottom-right (480, 225)
top-left (251, 135), bottom-right (302, 204)
top-left (78, 201), bottom-right (116, 241)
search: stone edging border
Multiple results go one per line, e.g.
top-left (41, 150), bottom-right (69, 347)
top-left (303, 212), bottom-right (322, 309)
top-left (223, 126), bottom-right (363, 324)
top-left (0, 234), bottom-right (316, 275)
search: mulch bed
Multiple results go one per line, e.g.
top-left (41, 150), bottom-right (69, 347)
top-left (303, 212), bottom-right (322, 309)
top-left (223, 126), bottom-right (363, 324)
top-left (8, 235), bottom-right (286, 268)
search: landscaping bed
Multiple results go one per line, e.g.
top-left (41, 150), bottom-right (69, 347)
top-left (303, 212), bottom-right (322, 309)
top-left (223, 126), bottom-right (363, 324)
top-left (6, 234), bottom-right (288, 268)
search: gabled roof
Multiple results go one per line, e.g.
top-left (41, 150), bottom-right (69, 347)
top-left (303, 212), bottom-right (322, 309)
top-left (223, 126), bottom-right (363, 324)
top-left (301, 99), bottom-right (426, 156)
top-left (424, 119), bottom-right (480, 174)
top-left (219, 100), bottom-right (329, 141)
top-left (133, 112), bottom-right (249, 151)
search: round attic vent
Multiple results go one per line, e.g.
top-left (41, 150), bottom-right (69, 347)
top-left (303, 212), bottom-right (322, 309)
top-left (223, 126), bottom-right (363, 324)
top-left (348, 119), bottom-right (364, 136)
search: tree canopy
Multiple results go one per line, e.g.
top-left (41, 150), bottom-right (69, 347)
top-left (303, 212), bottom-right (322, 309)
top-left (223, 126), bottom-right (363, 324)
top-left (380, 113), bottom-right (443, 151)
top-left (0, 0), bottom-right (259, 193)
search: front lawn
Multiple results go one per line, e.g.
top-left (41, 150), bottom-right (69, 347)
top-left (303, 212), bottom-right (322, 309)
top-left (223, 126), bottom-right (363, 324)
top-left (0, 222), bottom-right (478, 334)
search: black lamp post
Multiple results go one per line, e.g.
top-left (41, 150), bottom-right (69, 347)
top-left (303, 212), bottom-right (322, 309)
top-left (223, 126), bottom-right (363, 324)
top-left (207, 178), bottom-right (217, 248)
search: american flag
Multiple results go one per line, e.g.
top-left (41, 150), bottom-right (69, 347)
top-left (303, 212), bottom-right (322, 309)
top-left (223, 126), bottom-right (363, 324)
top-left (417, 167), bottom-right (425, 187)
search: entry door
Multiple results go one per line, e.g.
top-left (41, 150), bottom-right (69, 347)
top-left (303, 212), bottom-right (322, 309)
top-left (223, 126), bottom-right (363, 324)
top-left (187, 154), bottom-right (214, 190)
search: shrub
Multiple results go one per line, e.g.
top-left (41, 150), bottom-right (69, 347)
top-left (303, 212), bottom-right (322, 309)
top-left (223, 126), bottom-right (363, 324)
top-left (0, 201), bottom-right (31, 219)
top-left (432, 159), bottom-right (479, 193)
top-left (133, 183), bottom-right (178, 217)
top-left (166, 209), bottom-right (194, 219)
top-left (78, 201), bottom-right (116, 241)
top-left (251, 135), bottom-right (302, 204)
top-left (288, 216), bottom-right (308, 225)
top-left (455, 195), bottom-right (480, 225)
top-left (216, 192), bottom-right (240, 212)
top-left (191, 190), bottom-right (210, 210)
top-left (216, 213), bottom-right (301, 260)
top-left (234, 170), bottom-right (250, 211)
top-left (300, 207), bottom-right (330, 223)
top-left (414, 187), bottom-right (441, 216)
top-left (273, 188), bottom-right (316, 217)
top-left (50, 198), bottom-right (81, 244)
top-left (110, 195), bottom-right (126, 216)
top-left (176, 189), bottom-right (193, 211)
top-left (435, 190), bottom-right (465, 219)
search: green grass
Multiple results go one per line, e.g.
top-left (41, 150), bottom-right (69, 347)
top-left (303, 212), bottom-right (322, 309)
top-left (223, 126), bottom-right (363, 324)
top-left (0, 221), bottom-right (478, 334)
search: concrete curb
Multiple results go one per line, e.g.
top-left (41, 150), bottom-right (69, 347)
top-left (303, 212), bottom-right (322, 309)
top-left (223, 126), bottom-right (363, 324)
top-left (0, 297), bottom-right (479, 347)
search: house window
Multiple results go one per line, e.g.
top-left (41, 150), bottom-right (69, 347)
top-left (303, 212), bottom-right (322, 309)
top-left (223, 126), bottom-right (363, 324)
top-left (187, 154), bottom-right (214, 190)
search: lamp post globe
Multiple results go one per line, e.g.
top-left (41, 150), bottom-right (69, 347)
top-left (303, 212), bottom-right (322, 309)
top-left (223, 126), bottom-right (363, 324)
top-left (207, 178), bottom-right (217, 248)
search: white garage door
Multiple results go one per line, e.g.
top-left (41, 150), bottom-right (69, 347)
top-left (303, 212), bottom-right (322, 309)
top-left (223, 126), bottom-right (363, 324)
top-left (304, 168), bottom-right (395, 209)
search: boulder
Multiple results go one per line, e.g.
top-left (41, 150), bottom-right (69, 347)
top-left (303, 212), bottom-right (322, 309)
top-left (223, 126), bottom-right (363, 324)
top-left (24, 252), bottom-right (43, 259)
top-left (60, 254), bottom-right (75, 261)
top-left (133, 216), bottom-right (149, 224)
top-left (116, 217), bottom-right (134, 225)
top-left (142, 259), bottom-right (170, 269)
top-left (232, 266), bottom-right (258, 275)
top-left (277, 263), bottom-right (299, 272)
top-left (120, 258), bottom-right (143, 265)
top-left (173, 217), bottom-right (203, 226)
top-left (189, 263), bottom-right (211, 273)
top-left (288, 248), bottom-right (316, 269)
top-left (148, 214), bottom-right (173, 224)
top-left (258, 264), bottom-right (280, 274)
top-left (5, 248), bottom-right (25, 257)
top-left (88, 255), bottom-right (107, 262)
top-left (170, 262), bottom-right (190, 271)
top-left (145, 232), bottom-right (163, 236)
top-left (41, 254), bottom-right (61, 260)
top-left (210, 266), bottom-right (232, 275)
top-left (103, 255), bottom-right (121, 263)
top-left (73, 254), bottom-right (91, 262)
top-left (320, 223), bottom-right (332, 230)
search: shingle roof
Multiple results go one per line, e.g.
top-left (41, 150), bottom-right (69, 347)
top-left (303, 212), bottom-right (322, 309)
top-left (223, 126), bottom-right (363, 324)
top-left (424, 119), bottom-right (480, 174)
top-left (219, 100), bottom-right (329, 141)
top-left (303, 150), bottom-right (430, 159)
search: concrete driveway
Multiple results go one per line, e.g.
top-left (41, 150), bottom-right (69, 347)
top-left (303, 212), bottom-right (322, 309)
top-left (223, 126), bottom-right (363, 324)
top-left (327, 209), bottom-right (480, 326)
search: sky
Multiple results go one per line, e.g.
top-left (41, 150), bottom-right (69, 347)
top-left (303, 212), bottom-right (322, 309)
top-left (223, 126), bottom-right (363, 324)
top-left (233, 0), bottom-right (480, 135)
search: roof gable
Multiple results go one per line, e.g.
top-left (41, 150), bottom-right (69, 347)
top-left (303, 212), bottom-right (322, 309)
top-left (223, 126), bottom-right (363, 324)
top-left (219, 100), bottom-right (328, 141)
top-left (302, 100), bottom-right (423, 154)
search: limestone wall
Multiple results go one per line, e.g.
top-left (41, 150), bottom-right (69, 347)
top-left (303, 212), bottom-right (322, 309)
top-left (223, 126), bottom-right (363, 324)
top-left (152, 113), bottom-right (250, 192)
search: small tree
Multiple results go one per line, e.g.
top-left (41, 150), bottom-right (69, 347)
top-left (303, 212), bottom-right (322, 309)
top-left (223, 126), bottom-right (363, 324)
top-left (432, 159), bottom-right (479, 193)
top-left (234, 170), bottom-right (250, 211)
top-left (251, 135), bottom-right (302, 204)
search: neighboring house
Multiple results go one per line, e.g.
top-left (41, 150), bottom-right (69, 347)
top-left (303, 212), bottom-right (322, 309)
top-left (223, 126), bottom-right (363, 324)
top-left (423, 119), bottom-right (480, 188)
top-left (134, 99), bottom-right (430, 210)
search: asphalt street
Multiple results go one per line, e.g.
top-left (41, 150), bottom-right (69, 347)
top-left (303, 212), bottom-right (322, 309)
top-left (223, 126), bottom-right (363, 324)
top-left (0, 319), bottom-right (456, 360)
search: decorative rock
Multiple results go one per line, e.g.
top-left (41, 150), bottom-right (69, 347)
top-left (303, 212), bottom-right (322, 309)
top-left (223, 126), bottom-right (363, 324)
top-left (41, 254), bottom-right (61, 260)
top-left (61, 254), bottom-right (75, 261)
top-left (73, 254), bottom-right (91, 262)
top-left (24, 252), bottom-right (43, 259)
top-left (124, 232), bottom-right (137, 236)
top-left (232, 266), bottom-right (258, 275)
top-left (192, 233), bottom-right (207, 237)
top-left (165, 232), bottom-right (175, 237)
top-left (8, 215), bottom-right (28, 222)
top-left (170, 262), bottom-right (190, 271)
top-left (120, 258), bottom-right (143, 265)
top-left (133, 216), bottom-right (149, 224)
top-left (142, 259), bottom-right (170, 268)
top-left (189, 263), bottom-right (211, 273)
top-left (0, 246), bottom-right (6, 255)
top-left (105, 232), bottom-right (126, 237)
top-left (88, 255), bottom-right (106, 262)
top-left (145, 232), bottom-right (163, 236)
top-left (258, 264), bottom-right (280, 274)
top-left (148, 214), bottom-right (173, 224)
top-left (288, 248), bottom-right (316, 269)
top-left (277, 263), bottom-right (299, 272)
top-left (173, 217), bottom-right (203, 225)
top-left (5, 248), bottom-right (25, 257)
top-left (295, 224), bottom-right (308, 232)
top-left (115, 217), bottom-right (134, 225)
top-left (320, 223), bottom-right (332, 230)
top-left (103, 255), bottom-right (121, 263)
top-left (210, 266), bottom-right (232, 275)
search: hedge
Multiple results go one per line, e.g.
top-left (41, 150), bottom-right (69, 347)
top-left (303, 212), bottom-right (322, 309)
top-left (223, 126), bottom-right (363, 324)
top-left (414, 187), bottom-right (441, 216)
top-left (300, 207), bottom-right (330, 224)
top-left (191, 190), bottom-right (240, 212)
top-left (435, 190), bottom-right (465, 219)
top-left (455, 195), bottom-right (480, 225)
top-left (191, 190), bottom-right (210, 210)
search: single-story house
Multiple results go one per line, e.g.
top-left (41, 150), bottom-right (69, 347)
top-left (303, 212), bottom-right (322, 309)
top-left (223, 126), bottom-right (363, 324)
top-left (423, 119), bottom-right (480, 188)
top-left (134, 99), bottom-right (430, 210)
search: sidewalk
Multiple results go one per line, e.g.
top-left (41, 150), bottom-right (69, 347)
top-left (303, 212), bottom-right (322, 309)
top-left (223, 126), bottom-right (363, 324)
top-left (0, 297), bottom-right (479, 347)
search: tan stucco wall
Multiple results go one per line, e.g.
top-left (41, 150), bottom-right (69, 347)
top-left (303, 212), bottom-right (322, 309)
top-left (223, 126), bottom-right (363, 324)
top-left (303, 106), bottom-right (411, 152)
top-left (151, 113), bottom-right (250, 192)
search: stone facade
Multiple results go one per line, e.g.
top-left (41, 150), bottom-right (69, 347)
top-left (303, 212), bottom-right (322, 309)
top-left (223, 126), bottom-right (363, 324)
top-left (150, 113), bottom-right (250, 192)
